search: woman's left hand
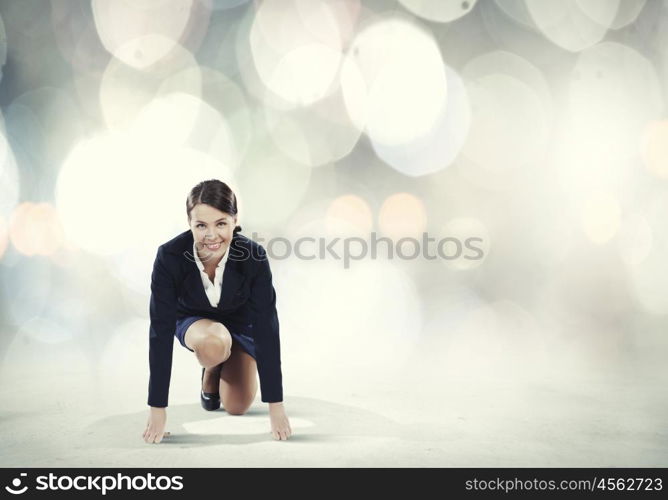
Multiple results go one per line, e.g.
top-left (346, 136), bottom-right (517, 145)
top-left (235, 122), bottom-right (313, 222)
top-left (268, 402), bottom-right (292, 441)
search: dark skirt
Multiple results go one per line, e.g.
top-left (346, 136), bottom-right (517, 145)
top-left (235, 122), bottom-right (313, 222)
top-left (175, 315), bottom-right (256, 359)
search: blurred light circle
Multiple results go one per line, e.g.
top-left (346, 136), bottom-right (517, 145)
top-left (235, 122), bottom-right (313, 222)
top-left (198, 67), bottom-right (253, 167)
top-left (50, 0), bottom-right (110, 73)
top-left (99, 39), bottom-right (201, 130)
top-left (0, 131), bottom-right (20, 219)
top-left (372, 65), bottom-right (470, 177)
top-left (341, 17), bottom-right (448, 146)
top-left (130, 92), bottom-right (206, 145)
top-left (6, 88), bottom-right (85, 202)
top-left (480, 1), bottom-right (573, 74)
top-left (378, 192), bottom-right (427, 240)
top-left (8, 202), bottom-right (65, 257)
top-left (197, 5), bottom-right (246, 80)
top-left (462, 50), bottom-right (552, 119)
top-left (108, 33), bottom-right (180, 70)
top-left (172, 0), bottom-right (213, 55)
top-left (92, 0), bottom-right (195, 69)
top-left (56, 132), bottom-right (233, 257)
top-left (132, 66), bottom-right (251, 168)
top-left (326, 0), bottom-right (362, 47)
top-left (235, 5), bottom-right (294, 110)
top-left (569, 42), bottom-right (662, 161)
top-left (264, 84), bottom-right (362, 167)
top-left (130, 91), bottom-right (239, 170)
top-left (580, 0), bottom-right (646, 30)
top-left (441, 217), bottom-right (489, 270)
top-left (8, 203), bottom-right (35, 253)
top-left (398, 0), bottom-right (477, 23)
top-left (0, 0), bottom-right (54, 96)
top-left (56, 134), bottom-right (132, 256)
top-left (325, 194), bottom-right (373, 238)
top-left (551, 134), bottom-right (633, 208)
top-left (262, 107), bottom-right (320, 169)
top-left (73, 69), bottom-right (109, 121)
top-left (250, 0), bottom-right (343, 106)
top-left (461, 74), bottom-right (548, 172)
top-left (493, 0), bottom-right (536, 28)
top-left (525, 0), bottom-right (614, 52)
top-left (580, 190), bottom-right (621, 244)
top-left (235, 133), bottom-right (312, 230)
top-left (641, 120), bottom-right (668, 178)
top-left (456, 51), bottom-right (552, 189)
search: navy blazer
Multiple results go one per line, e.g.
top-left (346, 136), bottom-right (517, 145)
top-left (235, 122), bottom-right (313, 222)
top-left (147, 229), bottom-right (283, 408)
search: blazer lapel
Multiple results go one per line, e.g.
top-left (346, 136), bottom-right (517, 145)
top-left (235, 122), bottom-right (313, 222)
top-left (217, 235), bottom-right (247, 311)
top-left (182, 257), bottom-right (211, 308)
top-left (217, 263), bottom-right (245, 311)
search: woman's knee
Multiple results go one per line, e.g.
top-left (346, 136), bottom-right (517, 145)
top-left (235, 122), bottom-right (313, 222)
top-left (195, 323), bottom-right (232, 363)
top-left (224, 398), bottom-right (253, 415)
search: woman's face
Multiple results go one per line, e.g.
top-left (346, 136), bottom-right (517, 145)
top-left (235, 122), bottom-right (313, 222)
top-left (189, 203), bottom-right (237, 263)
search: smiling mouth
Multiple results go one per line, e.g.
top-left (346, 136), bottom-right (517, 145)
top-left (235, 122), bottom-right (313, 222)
top-left (203, 241), bottom-right (223, 250)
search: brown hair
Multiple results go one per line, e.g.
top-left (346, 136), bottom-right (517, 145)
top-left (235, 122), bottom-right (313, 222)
top-left (186, 179), bottom-right (242, 235)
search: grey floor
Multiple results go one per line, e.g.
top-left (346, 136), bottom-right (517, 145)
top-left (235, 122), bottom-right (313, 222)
top-left (0, 332), bottom-right (666, 467)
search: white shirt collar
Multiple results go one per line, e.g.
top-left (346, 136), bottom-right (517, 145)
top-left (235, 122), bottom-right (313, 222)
top-left (193, 240), bottom-right (229, 272)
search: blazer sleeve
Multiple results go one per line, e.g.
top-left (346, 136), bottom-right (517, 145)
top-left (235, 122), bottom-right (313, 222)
top-left (147, 246), bottom-right (178, 408)
top-left (248, 245), bottom-right (283, 403)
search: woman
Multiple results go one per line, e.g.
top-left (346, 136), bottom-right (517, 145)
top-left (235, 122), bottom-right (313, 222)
top-left (142, 179), bottom-right (292, 443)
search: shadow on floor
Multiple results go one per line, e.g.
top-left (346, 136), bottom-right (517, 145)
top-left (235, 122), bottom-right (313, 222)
top-left (91, 396), bottom-right (405, 447)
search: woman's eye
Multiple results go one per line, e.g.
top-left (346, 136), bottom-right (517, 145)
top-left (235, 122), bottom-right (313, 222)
top-left (196, 223), bottom-right (225, 228)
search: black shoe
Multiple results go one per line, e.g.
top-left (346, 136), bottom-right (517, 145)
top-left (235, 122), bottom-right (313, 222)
top-left (200, 367), bottom-right (221, 411)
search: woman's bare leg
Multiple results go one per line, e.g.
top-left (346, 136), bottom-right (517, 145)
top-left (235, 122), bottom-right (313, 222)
top-left (183, 319), bottom-right (232, 393)
top-left (219, 340), bottom-right (258, 415)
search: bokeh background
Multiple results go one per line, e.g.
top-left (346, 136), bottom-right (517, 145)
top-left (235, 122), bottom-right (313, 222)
top-left (0, 0), bottom-right (666, 467)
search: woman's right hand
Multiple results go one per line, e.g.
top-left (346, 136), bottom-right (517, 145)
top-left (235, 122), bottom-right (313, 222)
top-left (143, 407), bottom-right (170, 444)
